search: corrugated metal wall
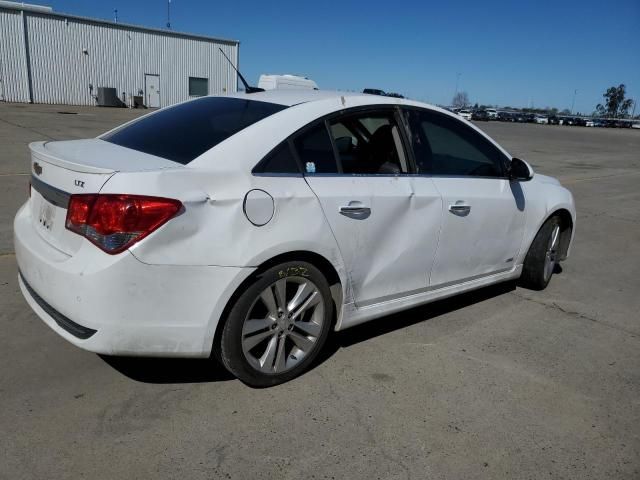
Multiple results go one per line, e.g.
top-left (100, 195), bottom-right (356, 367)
top-left (0, 7), bottom-right (238, 107)
top-left (0, 8), bottom-right (31, 102)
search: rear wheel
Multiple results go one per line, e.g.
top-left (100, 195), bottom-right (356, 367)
top-left (219, 261), bottom-right (333, 387)
top-left (520, 216), bottom-right (562, 290)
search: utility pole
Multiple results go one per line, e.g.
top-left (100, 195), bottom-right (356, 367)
top-left (166, 0), bottom-right (171, 29)
top-left (571, 89), bottom-right (577, 114)
top-left (113, 9), bottom-right (118, 23)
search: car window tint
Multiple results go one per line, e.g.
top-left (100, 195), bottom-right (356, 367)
top-left (103, 97), bottom-right (287, 165)
top-left (329, 113), bottom-right (408, 174)
top-left (406, 109), bottom-right (504, 177)
top-left (293, 124), bottom-right (338, 174)
top-left (254, 142), bottom-right (300, 174)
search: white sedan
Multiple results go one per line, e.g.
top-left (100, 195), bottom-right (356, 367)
top-left (15, 91), bottom-right (575, 386)
top-left (457, 109), bottom-right (472, 120)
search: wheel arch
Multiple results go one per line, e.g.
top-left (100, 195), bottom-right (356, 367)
top-left (211, 250), bottom-right (345, 357)
top-left (548, 208), bottom-right (574, 260)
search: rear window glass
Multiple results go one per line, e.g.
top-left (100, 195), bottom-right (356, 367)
top-left (103, 97), bottom-right (287, 165)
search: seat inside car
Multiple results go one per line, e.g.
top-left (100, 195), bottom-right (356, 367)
top-left (366, 124), bottom-right (402, 174)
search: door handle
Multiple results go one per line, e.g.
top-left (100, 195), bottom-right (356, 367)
top-left (449, 203), bottom-right (471, 216)
top-left (339, 202), bottom-right (371, 219)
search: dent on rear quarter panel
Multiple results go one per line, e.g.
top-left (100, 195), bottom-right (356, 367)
top-left (102, 167), bottom-right (347, 280)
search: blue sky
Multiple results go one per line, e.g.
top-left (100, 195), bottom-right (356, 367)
top-left (45, 0), bottom-right (639, 113)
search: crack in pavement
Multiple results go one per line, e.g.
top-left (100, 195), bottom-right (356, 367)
top-left (577, 211), bottom-right (638, 225)
top-left (510, 292), bottom-right (639, 337)
top-left (0, 116), bottom-right (57, 141)
top-left (560, 170), bottom-right (640, 185)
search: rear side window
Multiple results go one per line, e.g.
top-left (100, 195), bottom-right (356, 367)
top-left (103, 97), bottom-right (287, 165)
top-left (328, 112), bottom-right (409, 174)
top-left (253, 142), bottom-right (300, 174)
top-left (293, 123), bottom-right (338, 174)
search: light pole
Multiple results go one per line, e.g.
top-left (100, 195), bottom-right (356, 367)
top-left (166, 0), bottom-right (171, 29)
top-left (454, 73), bottom-right (461, 98)
top-left (571, 89), bottom-right (577, 114)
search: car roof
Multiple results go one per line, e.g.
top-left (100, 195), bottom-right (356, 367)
top-left (225, 89), bottom-right (395, 107)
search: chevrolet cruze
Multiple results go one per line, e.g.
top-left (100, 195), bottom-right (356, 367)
top-left (14, 90), bottom-right (575, 386)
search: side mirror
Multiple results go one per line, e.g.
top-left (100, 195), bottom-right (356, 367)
top-left (509, 157), bottom-right (533, 181)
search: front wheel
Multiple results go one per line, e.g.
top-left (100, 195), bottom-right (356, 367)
top-left (219, 261), bottom-right (333, 387)
top-left (519, 216), bottom-right (562, 290)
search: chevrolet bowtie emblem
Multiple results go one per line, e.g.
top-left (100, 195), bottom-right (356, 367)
top-left (33, 162), bottom-right (43, 176)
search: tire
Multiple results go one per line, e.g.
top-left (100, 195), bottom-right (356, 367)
top-left (219, 261), bottom-right (333, 387)
top-left (519, 216), bottom-right (562, 290)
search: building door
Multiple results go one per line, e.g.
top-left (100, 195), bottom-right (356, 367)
top-left (144, 74), bottom-right (160, 108)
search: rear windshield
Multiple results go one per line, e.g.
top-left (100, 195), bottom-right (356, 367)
top-left (103, 97), bottom-right (287, 165)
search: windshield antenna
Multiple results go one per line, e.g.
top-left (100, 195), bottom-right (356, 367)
top-left (218, 48), bottom-right (264, 94)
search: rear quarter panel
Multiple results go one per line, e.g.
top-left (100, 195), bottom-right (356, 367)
top-left (100, 168), bottom-right (350, 297)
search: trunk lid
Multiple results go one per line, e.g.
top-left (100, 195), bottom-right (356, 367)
top-left (28, 139), bottom-right (180, 256)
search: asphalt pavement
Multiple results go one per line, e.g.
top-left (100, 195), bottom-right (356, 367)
top-left (1, 103), bottom-right (638, 479)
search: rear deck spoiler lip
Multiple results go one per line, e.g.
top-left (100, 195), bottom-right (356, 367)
top-left (29, 139), bottom-right (185, 174)
top-left (30, 141), bottom-right (116, 175)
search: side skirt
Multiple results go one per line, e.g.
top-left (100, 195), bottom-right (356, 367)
top-left (335, 266), bottom-right (522, 331)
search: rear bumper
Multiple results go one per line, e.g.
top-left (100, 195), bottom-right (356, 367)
top-left (14, 202), bottom-right (254, 357)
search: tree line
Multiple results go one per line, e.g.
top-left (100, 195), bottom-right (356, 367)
top-left (451, 84), bottom-right (636, 118)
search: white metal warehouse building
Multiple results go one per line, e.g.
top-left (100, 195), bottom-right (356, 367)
top-left (0, 1), bottom-right (239, 107)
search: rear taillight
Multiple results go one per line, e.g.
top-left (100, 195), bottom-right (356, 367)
top-left (65, 194), bottom-right (182, 254)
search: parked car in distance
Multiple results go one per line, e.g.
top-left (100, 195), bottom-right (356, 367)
top-left (457, 109), bottom-right (472, 120)
top-left (548, 115), bottom-right (561, 125)
top-left (258, 74), bottom-right (318, 91)
top-left (363, 88), bottom-right (387, 96)
top-left (471, 110), bottom-right (490, 121)
top-left (14, 90), bottom-right (576, 387)
top-left (513, 113), bottom-right (528, 123)
top-left (534, 115), bottom-right (549, 124)
top-left (497, 111), bottom-right (513, 122)
top-left (485, 108), bottom-right (498, 120)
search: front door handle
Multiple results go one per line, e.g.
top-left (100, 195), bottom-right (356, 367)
top-left (449, 202), bottom-right (471, 216)
top-left (339, 202), bottom-right (371, 219)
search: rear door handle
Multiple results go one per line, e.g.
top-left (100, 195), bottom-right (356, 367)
top-left (339, 202), bottom-right (371, 219)
top-left (449, 203), bottom-right (471, 216)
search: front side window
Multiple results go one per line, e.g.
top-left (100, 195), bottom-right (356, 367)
top-left (293, 123), bottom-right (338, 174)
top-left (405, 109), bottom-right (506, 177)
top-left (328, 112), bottom-right (408, 174)
top-left (103, 97), bottom-right (287, 165)
top-left (188, 77), bottom-right (208, 97)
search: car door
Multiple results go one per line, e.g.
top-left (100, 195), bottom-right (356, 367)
top-left (403, 107), bottom-right (526, 287)
top-left (297, 108), bottom-right (442, 307)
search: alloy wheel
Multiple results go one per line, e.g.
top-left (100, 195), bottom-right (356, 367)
top-left (241, 276), bottom-right (325, 374)
top-left (543, 224), bottom-right (561, 282)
